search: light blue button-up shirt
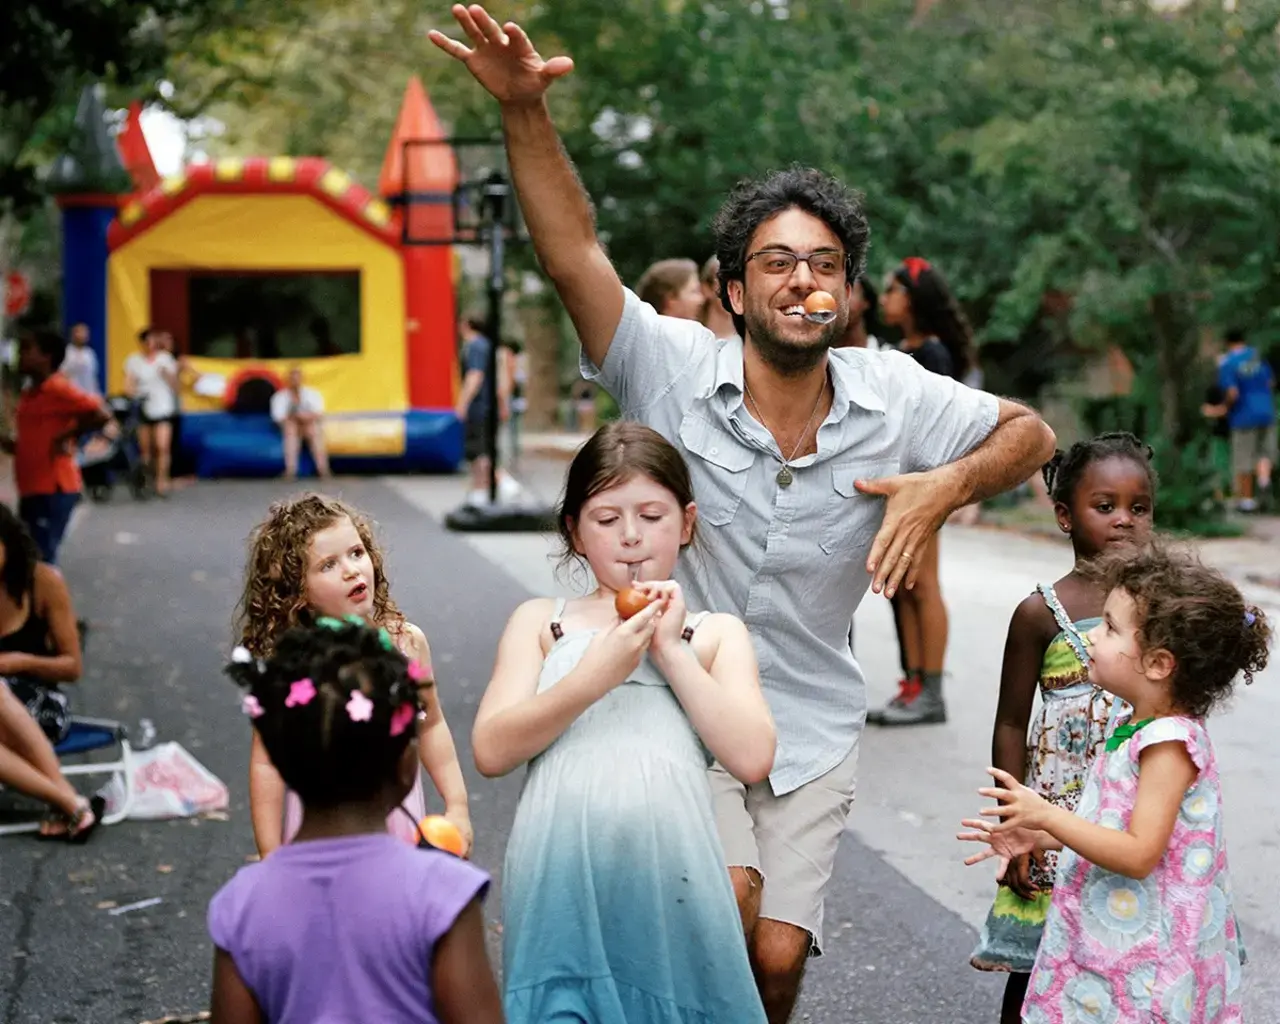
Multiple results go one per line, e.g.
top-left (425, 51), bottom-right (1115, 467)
top-left (582, 290), bottom-right (1000, 794)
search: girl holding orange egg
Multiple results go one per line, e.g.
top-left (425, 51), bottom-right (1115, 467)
top-left (234, 494), bottom-right (473, 858)
top-left (473, 421), bottom-right (776, 1023)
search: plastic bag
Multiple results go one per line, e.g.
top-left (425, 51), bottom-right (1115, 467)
top-left (101, 741), bottom-right (229, 820)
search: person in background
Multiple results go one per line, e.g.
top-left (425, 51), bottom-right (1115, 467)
top-left (1217, 326), bottom-right (1276, 512)
top-left (124, 326), bottom-right (179, 497)
top-left (156, 330), bottom-right (200, 486)
top-left (3, 327), bottom-right (109, 564)
top-left (699, 256), bottom-right (741, 340)
top-left (1201, 365), bottom-right (1233, 504)
top-left (456, 314), bottom-right (520, 506)
top-left (636, 258), bottom-right (704, 321)
top-left (835, 274), bottom-right (885, 352)
top-left (869, 256), bottom-right (977, 726)
top-left (502, 340), bottom-right (526, 473)
top-left (60, 324), bottom-right (100, 397)
top-left (270, 367), bottom-right (332, 481)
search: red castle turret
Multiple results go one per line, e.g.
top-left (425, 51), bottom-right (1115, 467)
top-left (381, 76), bottom-right (459, 412)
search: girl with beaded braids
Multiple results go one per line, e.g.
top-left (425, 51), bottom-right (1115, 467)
top-left (209, 619), bottom-right (502, 1024)
top-left (968, 432), bottom-right (1156, 1023)
top-left (233, 494), bottom-right (471, 858)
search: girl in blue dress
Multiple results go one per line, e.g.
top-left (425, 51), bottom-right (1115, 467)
top-left (474, 422), bottom-right (776, 1023)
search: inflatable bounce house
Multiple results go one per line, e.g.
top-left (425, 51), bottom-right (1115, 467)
top-left (53, 79), bottom-right (464, 476)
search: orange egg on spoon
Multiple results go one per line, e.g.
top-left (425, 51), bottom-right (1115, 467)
top-left (803, 290), bottom-right (838, 324)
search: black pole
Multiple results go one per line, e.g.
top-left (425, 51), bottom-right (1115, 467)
top-left (482, 172), bottom-right (506, 506)
top-left (442, 165), bottom-right (556, 533)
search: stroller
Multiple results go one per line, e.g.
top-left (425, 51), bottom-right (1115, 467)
top-left (79, 395), bottom-right (148, 503)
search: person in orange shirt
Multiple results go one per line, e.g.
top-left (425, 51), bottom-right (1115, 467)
top-left (2, 327), bottom-right (109, 565)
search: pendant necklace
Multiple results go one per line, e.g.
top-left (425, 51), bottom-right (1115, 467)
top-left (743, 378), bottom-right (826, 488)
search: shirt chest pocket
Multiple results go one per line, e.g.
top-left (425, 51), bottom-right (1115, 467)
top-left (679, 413), bottom-right (755, 527)
top-left (819, 458), bottom-right (900, 555)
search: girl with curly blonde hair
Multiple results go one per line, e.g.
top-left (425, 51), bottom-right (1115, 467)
top-left (234, 493), bottom-right (472, 857)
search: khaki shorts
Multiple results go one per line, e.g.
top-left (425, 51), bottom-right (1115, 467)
top-left (1231, 424), bottom-right (1278, 476)
top-left (708, 740), bottom-right (859, 957)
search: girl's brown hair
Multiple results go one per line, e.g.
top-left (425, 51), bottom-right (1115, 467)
top-left (1092, 541), bottom-right (1270, 717)
top-left (234, 494), bottom-right (404, 656)
top-left (557, 421), bottom-right (696, 570)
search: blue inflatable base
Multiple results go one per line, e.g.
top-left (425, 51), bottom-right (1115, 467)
top-left (179, 411), bottom-right (463, 479)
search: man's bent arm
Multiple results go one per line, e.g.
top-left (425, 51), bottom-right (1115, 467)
top-left (501, 101), bottom-right (623, 366)
top-left (940, 400), bottom-right (1056, 507)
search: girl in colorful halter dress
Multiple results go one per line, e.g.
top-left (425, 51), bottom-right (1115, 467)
top-left (962, 543), bottom-right (1264, 1024)
top-left (971, 434), bottom-right (1156, 1023)
top-left (475, 422), bottom-right (776, 1023)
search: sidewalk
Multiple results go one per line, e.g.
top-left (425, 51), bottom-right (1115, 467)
top-left (521, 430), bottom-right (589, 461)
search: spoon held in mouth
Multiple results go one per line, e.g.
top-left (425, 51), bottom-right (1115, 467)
top-left (803, 290), bottom-right (838, 325)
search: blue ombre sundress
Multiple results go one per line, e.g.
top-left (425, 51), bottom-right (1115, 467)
top-left (501, 599), bottom-right (765, 1024)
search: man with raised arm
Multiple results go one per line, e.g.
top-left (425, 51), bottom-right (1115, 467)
top-left (432, 7), bottom-right (1056, 1021)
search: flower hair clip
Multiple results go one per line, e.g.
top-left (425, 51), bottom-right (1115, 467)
top-left (389, 702), bottom-right (415, 737)
top-left (1245, 610), bottom-right (1257, 627)
top-left (346, 690), bottom-right (374, 722)
top-left (285, 678), bottom-right (316, 708)
top-left (241, 694), bottom-right (264, 719)
top-left (408, 658), bottom-right (433, 685)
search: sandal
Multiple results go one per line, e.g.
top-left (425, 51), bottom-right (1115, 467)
top-left (65, 795), bottom-right (105, 845)
top-left (37, 811), bottom-right (69, 840)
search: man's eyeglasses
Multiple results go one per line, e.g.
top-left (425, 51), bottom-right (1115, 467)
top-left (746, 249), bottom-right (848, 278)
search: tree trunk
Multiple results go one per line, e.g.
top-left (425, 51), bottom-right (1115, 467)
top-left (517, 286), bottom-right (564, 431)
top-left (1150, 291), bottom-right (1192, 443)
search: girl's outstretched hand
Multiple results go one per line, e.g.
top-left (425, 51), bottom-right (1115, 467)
top-left (957, 817), bottom-right (1041, 881)
top-left (428, 4), bottom-right (574, 108)
top-left (978, 766), bottom-right (1054, 831)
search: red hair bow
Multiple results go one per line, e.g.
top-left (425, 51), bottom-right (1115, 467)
top-left (901, 257), bottom-right (931, 284)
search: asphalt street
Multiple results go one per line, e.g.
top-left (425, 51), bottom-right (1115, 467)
top-left (0, 474), bottom-right (1082, 1023)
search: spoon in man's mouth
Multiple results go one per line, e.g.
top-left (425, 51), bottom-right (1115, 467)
top-left (802, 290), bottom-right (838, 325)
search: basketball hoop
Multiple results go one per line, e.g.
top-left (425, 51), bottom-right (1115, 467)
top-left (394, 137), bottom-right (551, 534)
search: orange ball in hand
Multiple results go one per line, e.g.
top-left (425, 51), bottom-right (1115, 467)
top-left (615, 586), bottom-right (656, 620)
top-left (804, 291), bottom-right (837, 316)
top-left (417, 815), bottom-right (465, 856)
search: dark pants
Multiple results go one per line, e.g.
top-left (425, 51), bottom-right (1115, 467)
top-left (18, 492), bottom-right (81, 565)
top-left (891, 591), bottom-right (910, 675)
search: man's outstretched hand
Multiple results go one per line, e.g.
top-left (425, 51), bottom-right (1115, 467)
top-left (428, 4), bottom-right (573, 107)
top-left (857, 464), bottom-right (963, 598)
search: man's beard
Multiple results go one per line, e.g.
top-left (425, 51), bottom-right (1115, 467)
top-left (743, 307), bottom-right (843, 377)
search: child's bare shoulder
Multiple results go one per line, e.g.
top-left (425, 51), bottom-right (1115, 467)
top-left (399, 620), bottom-right (430, 657)
top-left (1008, 590), bottom-right (1058, 642)
top-left (510, 597), bottom-right (560, 627)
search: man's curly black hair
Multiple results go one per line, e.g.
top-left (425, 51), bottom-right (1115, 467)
top-left (227, 619), bottom-right (421, 808)
top-left (711, 165), bottom-right (871, 338)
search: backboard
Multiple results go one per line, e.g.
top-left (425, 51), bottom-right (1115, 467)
top-left (397, 137), bottom-right (525, 246)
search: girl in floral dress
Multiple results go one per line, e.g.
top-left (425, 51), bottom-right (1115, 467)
top-left (972, 434), bottom-right (1156, 1023)
top-left (961, 543), bottom-right (1266, 1024)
